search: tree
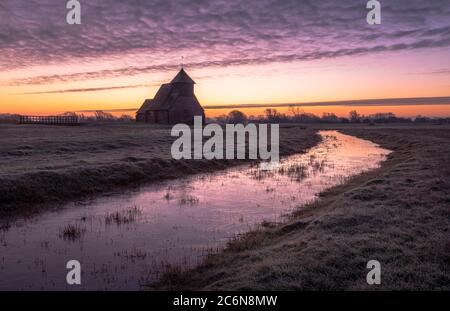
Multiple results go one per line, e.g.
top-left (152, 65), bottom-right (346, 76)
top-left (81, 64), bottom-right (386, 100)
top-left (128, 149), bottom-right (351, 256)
top-left (264, 109), bottom-right (281, 122)
top-left (118, 114), bottom-right (133, 122)
top-left (349, 110), bottom-right (360, 123)
top-left (322, 112), bottom-right (339, 123)
top-left (60, 111), bottom-right (78, 117)
top-left (95, 111), bottom-right (115, 121)
top-left (227, 110), bottom-right (247, 124)
top-left (288, 107), bottom-right (304, 119)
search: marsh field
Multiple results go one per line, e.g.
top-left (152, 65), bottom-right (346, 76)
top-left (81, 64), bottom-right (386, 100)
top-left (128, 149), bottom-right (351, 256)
top-left (0, 122), bottom-right (449, 290)
top-left (0, 123), bottom-right (319, 215)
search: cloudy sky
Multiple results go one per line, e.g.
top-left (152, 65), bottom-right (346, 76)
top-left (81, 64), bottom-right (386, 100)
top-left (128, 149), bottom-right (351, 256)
top-left (0, 0), bottom-right (449, 116)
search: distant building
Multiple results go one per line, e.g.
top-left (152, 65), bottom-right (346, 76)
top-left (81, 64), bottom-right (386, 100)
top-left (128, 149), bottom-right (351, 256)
top-left (136, 68), bottom-right (205, 124)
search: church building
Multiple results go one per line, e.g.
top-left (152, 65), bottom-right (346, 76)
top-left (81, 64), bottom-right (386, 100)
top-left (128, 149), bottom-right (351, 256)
top-left (136, 68), bottom-right (205, 124)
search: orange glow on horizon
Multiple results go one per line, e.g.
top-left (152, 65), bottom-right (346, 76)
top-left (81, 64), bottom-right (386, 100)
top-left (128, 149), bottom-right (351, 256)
top-left (1, 49), bottom-right (450, 118)
top-left (205, 104), bottom-right (450, 119)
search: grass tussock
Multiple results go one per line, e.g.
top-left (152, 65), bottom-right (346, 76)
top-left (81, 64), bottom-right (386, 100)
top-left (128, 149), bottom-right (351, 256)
top-left (180, 195), bottom-right (200, 205)
top-left (0, 221), bottom-right (10, 232)
top-left (59, 224), bottom-right (85, 241)
top-left (105, 206), bottom-right (142, 225)
top-left (155, 265), bottom-right (195, 290)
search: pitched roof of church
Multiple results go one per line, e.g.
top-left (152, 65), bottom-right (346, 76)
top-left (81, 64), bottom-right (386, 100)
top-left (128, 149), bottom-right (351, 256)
top-left (147, 83), bottom-right (173, 110)
top-left (137, 69), bottom-right (201, 113)
top-left (137, 99), bottom-right (154, 113)
top-left (170, 68), bottom-right (195, 84)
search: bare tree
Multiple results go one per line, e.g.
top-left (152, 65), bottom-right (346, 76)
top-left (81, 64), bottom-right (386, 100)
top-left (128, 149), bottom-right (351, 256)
top-left (227, 110), bottom-right (247, 124)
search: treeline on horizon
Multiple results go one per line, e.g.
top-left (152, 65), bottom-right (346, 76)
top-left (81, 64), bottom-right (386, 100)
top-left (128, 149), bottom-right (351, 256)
top-left (211, 108), bottom-right (450, 125)
top-left (0, 107), bottom-right (449, 124)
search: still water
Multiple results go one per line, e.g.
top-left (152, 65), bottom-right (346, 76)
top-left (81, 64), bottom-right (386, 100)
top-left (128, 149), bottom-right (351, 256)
top-left (0, 131), bottom-right (390, 290)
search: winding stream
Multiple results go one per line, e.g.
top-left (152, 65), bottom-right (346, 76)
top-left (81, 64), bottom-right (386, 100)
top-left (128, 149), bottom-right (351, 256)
top-left (0, 131), bottom-right (390, 290)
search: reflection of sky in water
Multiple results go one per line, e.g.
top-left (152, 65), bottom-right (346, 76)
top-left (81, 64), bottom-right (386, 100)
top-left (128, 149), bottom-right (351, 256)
top-left (0, 131), bottom-right (390, 290)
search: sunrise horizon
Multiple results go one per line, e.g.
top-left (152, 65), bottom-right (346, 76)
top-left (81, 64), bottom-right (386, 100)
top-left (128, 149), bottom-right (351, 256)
top-left (3, 92), bottom-right (450, 118)
top-left (1, 1), bottom-right (450, 119)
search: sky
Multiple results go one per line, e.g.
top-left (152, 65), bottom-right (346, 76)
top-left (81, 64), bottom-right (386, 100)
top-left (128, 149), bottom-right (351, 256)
top-left (0, 0), bottom-right (450, 117)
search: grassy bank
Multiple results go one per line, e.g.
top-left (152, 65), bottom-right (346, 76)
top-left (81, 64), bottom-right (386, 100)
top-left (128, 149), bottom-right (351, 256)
top-left (0, 123), bottom-right (320, 216)
top-left (153, 125), bottom-right (450, 290)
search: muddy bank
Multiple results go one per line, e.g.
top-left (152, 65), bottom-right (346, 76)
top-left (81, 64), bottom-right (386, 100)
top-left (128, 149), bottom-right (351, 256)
top-left (0, 124), bottom-right (320, 216)
top-left (152, 126), bottom-right (450, 290)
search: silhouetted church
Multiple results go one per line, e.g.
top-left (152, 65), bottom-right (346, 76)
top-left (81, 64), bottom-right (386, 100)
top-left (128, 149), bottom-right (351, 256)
top-left (136, 68), bottom-right (205, 124)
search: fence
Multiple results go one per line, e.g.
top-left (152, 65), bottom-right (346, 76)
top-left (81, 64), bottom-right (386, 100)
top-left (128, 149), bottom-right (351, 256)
top-left (18, 115), bottom-right (79, 126)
